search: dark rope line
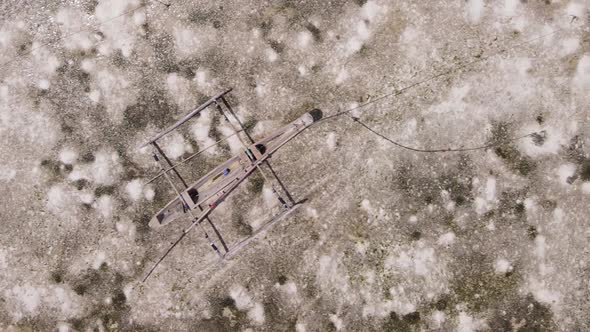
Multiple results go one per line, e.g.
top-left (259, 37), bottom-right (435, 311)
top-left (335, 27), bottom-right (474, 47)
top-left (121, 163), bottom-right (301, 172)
top-left (318, 27), bottom-right (565, 123)
top-left (305, 27), bottom-right (565, 154)
top-left (349, 115), bottom-right (539, 153)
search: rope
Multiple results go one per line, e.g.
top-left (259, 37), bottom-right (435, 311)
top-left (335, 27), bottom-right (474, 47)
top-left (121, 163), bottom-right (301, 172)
top-left (349, 115), bottom-right (540, 153)
top-left (318, 27), bottom-right (566, 123)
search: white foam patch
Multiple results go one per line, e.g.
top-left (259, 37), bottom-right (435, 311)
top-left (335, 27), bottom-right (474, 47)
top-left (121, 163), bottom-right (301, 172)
top-left (431, 310), bottom-right (446, 328)
top-left (385, 244), bottom-right (436, 276)
top-left (295, 322), bottom-right (307, 332)
top-left (582, 182), bottom-right (590, 194)
top-left (342, 0), bottom-right (388, 56)
top-left (513, 17), bottom-right (530, 32)
top-left (88, 90), bottom-right (100, 103)
top-left (80, 59), bottom-right (95, 73)
top-left (38, 79), bottom-right (50, 90)
top-left (96, 69), bottom-right (137, 124)
top-left (31, 42), bottom-right (60, 74)
top-left (0, 27), bottom-right (13, 49)
top-left (4, 285), bottom-right (44, 320)
top-left (334, 68), bottom-right (349, 84)
top-left (265, 48), bottom-right (278, 62)
top-left (573, 54), bottom-right (590, 89)
top-left (280, 281), bottom-right (299, 298)
top-left (144, 186), bottom-right (155, 201)
top-left (528, 278), bottom-right (561, 306)
top-left (95, 195), bottom-right (114, 220)
top-left (437, 232), bottom-right (455, 246)
top-left (457, 312), bottom-right (487, 332)
top-left (502, 0), bottom-right (520, 17)
top-left (229, 285), bottom-right (253, 311)
top-left (57, 322), bottom-right (71, 332)
top-left (4, 284), bottom-right (83, 321)
top-left (553, 208), bottom-right (564, 224)
top-left (494, 258), bottom-right (513, 274)
top-left (429, 84), bottom-right (471, 114)
top-left (557, 163), bottom-right (576, 185)
top-left (1, 102), bottom-right (61, 153)
top-left (329, 314), bottom-right (344, 330)
top-left (116, 219), bottom-right (137, 239)
top-left (55, 8), bottom-right (94, 50)
top-left (534, 235), bottom-right (546, 260)
top-left (161, 133), bottom-right (192, 160)
top-left (362, 269), bottom-right (375, 283)
top-left (361, 0), bottom-right (382, 20)
top-left (47, 185), bottom-right (80, 220)
top-left (465, 0), bottom-right (485, 23)
top-left (193, 68), bottom-right (217, 93)
top-left (498, 57), bottom-right (533, 92)
top-left (360, 199), bottom-right (385, 222)
top-left (191, 109), bottom-right (217, 154)
top-left (166, 73), bottom-right (196, 109)
top-left (524, 197), bottom-right (536, 211)
top-left (519, 125), bottom-right (565, 157)
top-left (354, 241), bottom-right (368, 254)
top-left (361, 199), bottom-right (372, 213)
top-left (505, 57), bottom-right (532, 78)
top-left (306, 207), bottom-right (319, 219)
top-left (560, 37), bottom-right (580, 57)
top-left (297, 64), bottom-right (308, 76)
top-left (400, 26), bottom-right (419, 56)
top-left (125, 179), bottom-right (143, 202)
top-left (326, 132), bottom-right (337, 150)
top-left (93, 150), bottom-right (123, 185)
top-left (194, 69), bottom-right (208, 86)
top-left (218, 123), bottom-right (243, 155)
top-left (250, 120), bottom-right (274, 138)
top-left (92, 251), bottom-right (106, 269)
top-left (247, 302), bottom-right (265, 325)
top-left (485, 177), bottom-right (496, 201)
top-left (173, 26), bottom-right (202, 56)
top-left (78, 191), bottom-right (95, 205)
top-left (254, 81), bottom-right (269, 97)
top-left (297, 31), bottom-right (313, 49)
top-left (474, 197), bottom-right (486, 214)
top-left (133, 11), bottom-right (146, 26)
top-left (172, 24), bottom-right (217, 58)
top-left (95, 0), bottom-right (142, 57)
top-left (59, 147), bottom-right (78, 165)
top-left (0, 166), bottom-right (16, 182)
top-left (317, 254), bottom-right (351, 298)
top-left (262, 186), bottom-right (276, 208)
top-left (51, 286), bottom-right (83, 318)
top-left (566, 2), bottom-right (586, 19)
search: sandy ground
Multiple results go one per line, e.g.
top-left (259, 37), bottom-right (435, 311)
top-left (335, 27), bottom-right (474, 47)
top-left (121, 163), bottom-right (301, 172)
top-left (1, 0), bottom-right (590, 331)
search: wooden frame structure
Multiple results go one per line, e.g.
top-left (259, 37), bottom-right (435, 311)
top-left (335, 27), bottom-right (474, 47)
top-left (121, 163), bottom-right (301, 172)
top-left (141, 89), bottom-right (321, 281)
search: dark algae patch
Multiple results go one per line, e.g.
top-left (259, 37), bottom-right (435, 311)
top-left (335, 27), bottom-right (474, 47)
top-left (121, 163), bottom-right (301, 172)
top-left (123, 85), bottom-right (178, 131)
top-left (192, 295), bottom-right (249, 331)
top-left (579, 159), bottom-right (590, 181)
top-left (488, 294), bottom-right (556, 331)
top-left (394, 155), bottom-right (474, 206)
top-left (66, 267), bottom-right (135, 330)
top-left (247, 172), bottom-right (265, 194)
top-left (450, 251), bottom-right (521, 313)
top-left (498, 188), bottom-right (528, 222)
top-left (382, 311), bottom-right (422, 331)
top-left (491, 122), bottom-right (536, 176)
